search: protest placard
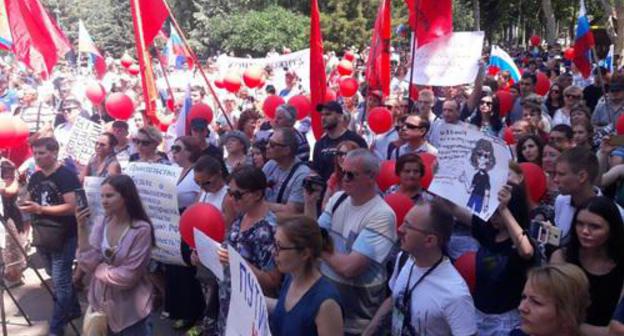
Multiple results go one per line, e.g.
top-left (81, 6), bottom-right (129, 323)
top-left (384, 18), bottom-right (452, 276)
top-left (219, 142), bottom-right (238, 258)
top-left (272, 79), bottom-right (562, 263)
top-left (84, 176), bottom-right (105, 222)
top-left (216, 49), bottom-right (311, 91)
top-left (58, 116), bottom-right (102, 165)
top-left (226, 245), bottom-right (272, 336)
top-left (408, 32), bottom-right (484, 87)
top-left (124, 162), bottom-right (184, 265)
top-left (428, 123), bottom-right (511, 221)
top-left (194, 228), bottom-right (224, 281)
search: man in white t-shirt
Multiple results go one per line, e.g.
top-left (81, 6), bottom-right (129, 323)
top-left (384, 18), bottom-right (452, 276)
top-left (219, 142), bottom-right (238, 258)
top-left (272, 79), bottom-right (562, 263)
top-left (364, 201), bottom-right (477, 336)
top-left (315, 149), bottom-right (397, 335)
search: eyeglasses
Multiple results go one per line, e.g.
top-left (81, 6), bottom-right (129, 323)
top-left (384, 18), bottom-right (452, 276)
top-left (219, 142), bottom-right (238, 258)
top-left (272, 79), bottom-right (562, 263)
top-left (227, 188), bottom-right (251, 200)
top-left (402, 220), bottom-right (434, 235)
top-left (133, 139), bottom-right (153, 146)
top-left (565, 94), bottom-right (581, 99)
top-left (268, 140), bottom-right (289, 148)
top-left (402, 122), bottom-right (422, 130)
top-left (95, 142), bottom-right (108, 148)
top-left (274, 241), bottom-right (301, 254)
top-left (343, 169), bottom-right (368, 181)
top-left (170, 145), bottom-right (183, 153)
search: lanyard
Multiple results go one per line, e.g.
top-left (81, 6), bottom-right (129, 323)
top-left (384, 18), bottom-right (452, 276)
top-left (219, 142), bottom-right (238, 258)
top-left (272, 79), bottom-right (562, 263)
top-left (402, 255), bottom-right (444, 309)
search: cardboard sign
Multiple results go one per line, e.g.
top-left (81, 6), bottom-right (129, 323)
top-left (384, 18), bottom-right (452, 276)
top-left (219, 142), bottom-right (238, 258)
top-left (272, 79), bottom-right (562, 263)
top-left (59, 116), bottom-right (102, 165)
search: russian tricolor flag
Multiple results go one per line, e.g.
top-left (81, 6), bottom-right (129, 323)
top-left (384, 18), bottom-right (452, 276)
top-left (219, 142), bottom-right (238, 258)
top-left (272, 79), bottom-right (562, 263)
top-left (573, 0), bottom-right (595, 78)
top-left (78, 20), bottom-right (106, 79)
top-left (0, 4), bottom-right (12, 50)
top-left (164, 23), bottom-right (193, 70)
top-left (489, 45), bottom-right (521, 83)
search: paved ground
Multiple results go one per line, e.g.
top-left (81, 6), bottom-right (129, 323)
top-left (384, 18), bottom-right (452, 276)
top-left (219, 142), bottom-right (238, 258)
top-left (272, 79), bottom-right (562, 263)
top-left (3, 253), bottom-right (187, 336)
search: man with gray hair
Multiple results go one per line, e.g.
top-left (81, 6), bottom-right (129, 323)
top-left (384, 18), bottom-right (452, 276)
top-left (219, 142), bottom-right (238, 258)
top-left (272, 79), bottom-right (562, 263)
top-left (272, 104), bottom-right (310, 161)
top-left (263, 127), bottom-right (310, 219)
top-left (306, 148), bottom-right (397, 335)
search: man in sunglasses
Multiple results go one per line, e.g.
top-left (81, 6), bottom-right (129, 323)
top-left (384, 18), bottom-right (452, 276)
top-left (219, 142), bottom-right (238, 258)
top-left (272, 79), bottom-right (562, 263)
top-left (314, 148), bottom-right (396, 335)
top-left (393, 115), bottom-right (437, 159)
top-left (272, 104), bottom-right (310, 161)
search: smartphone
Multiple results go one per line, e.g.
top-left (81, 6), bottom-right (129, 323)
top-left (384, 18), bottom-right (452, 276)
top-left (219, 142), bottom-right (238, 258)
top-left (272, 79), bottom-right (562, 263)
top-left (529, 220), bottom-right (561, 246)
top-left (75, 188), bottom-right (89, 211)
top-left (609, 135), bottom-right (624, 146)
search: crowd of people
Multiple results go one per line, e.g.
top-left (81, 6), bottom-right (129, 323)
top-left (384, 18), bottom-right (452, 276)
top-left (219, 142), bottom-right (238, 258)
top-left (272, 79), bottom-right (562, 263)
top-left (2, 40), bottom-right (624, 336)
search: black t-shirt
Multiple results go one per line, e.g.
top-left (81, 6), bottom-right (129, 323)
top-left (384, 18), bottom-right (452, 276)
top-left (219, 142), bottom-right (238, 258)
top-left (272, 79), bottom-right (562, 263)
top-left (472, 215), bottom-right (532, 314)
top-left (311, 130), bottom-right (367, 180)
top-left (471, 170), bottom-right (491, 197)
top-left (27, 165), bottom-right (81, 237)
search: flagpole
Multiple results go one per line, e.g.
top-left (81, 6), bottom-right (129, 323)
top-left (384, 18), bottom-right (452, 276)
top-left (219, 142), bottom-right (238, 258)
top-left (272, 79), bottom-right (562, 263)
top-left (153, 48), bottom-right (176, 111)
top-left (407, 32), bottom-right (417, 112)
top-left (162, 1), bottom-right (233, 129)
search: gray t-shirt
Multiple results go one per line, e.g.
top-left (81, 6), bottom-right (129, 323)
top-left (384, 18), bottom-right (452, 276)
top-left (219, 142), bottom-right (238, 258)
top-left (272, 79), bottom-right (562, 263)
top-left (262, 159), bottom-right (310, 204)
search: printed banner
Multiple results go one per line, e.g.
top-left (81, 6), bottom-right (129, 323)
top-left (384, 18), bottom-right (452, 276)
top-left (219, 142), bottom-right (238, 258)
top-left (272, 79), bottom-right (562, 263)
top-left (58, 116), bottom-right (102, 165)
top-left (408, 32), bottom-right (484, 87)
top-left (225, 245), bottom-right (272, 336)
top-left (216, 49), bottom-right (311, 91)
top-left (124, 162), bottom-right (183, 265)
top-left (428, 123), bottom-right (511, 221)
top-left (84, 176), bottom-right (105, 226)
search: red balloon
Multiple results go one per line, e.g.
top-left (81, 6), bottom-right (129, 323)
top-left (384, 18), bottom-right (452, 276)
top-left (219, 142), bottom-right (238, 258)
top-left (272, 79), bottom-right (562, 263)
top-left (325, 89), bottom-right (337, 102)
top-left (418, 152), bottom-right (436, 190)
top-left (455, 252), bottom-right (476, 294)
top-left (496, 90), bottom-right (514, 117)
top-left (179, 203), bottom-right (226, 248)
top-left (12, 119), bottom-right (29, 147)
top-left (257, 76), bottom-right (266, 88)
top-left (105, 93), bottom-right (134, 120)
top-left (223, 73), bottom-right (242, 93)
top-left (128, 64), bottom-right (140, 75)
top-left (189, 103), bottom-right (214, 124)
top-left (530, 35), bottom-right (541, 47)
top-left (263, 95), bottom-right (285, 119)
top-left (120, 53), bottom-right (134, 68)
top-left (85, 82), bottom-right (106, 104)
top-left (503, 127), bottom-right (515, 145)
top-left (337, 60), bottom-right (353, 76)
top-left (368, 107), bottom-right (393, 134)
top-left (617, 114), bottom-right (624, 135)
top-left (214, 78), bottom-right (224, 89)
top-left (243, 66), bottom-right (264, 88)
top-left (563, 47), bottom-right (575, 61)
top-left (384, 192), bottom-right (413, 231)
top-left (409, 84), bottom-right (419, 100)
top-left (376, 160), bottom-right (399, 192)
top-left (339, 77), bottom-right (359, 97)
top-left (344, 51), bottom-right (355, 62)
top-left (487, 66), bottom-right (500, 76)
top-left (519, 162), bottom-right (547, 203)
top-left (535, 71), bottom-right (550, 96)
top-left (288, 95), bottom-right (312, 120)
top-left (0, 114), bottom-right (15, 148)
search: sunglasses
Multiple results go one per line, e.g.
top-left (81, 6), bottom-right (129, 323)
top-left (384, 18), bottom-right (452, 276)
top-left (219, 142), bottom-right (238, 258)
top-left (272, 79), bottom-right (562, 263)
top-left (133, 139), bottom-right (153, 146)
top-left (477, 151), bottom-right (491, 159)
top-left (402, 122), bottom-right (422, 130)
top-left (479, 100), bottom-right (493, 106)
top-left (565, 94), bottom-right (581, 99)
top-left (343, 169), bottom-right (368, 181)
top-left (227, 188), bottom-right (251, 200)
top-left (170, 145), bottom-right (183, 153)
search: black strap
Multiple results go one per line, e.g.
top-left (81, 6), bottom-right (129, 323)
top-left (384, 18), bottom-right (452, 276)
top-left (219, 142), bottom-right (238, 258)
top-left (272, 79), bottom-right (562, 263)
top-left (331, 192), bottom-right (349, 215)
top-left (276, 161), bottom-right (306, 204)
top-left (401, 255), bottom-right (444, 309)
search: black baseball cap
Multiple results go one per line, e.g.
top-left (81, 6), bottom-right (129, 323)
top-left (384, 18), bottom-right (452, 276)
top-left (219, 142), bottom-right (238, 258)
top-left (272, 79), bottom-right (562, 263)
top-left (315, 100), bottom-right (343, 114)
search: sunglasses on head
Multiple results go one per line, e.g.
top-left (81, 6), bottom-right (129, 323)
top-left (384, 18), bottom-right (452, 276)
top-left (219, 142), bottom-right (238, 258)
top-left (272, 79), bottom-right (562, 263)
top-left (133, 139), bottom-right (153, 146)
top-left (227, 188), bottom-right (250, 200)
top-left (170, 145), bottom-right (183, 153)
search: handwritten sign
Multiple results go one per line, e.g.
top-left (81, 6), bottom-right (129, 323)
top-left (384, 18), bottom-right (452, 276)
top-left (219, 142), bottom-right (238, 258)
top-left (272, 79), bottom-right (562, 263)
top-left (59, 116), bottom-right (102, 165)
top-left (225, 245), bottom-right (272, 336)
top-left (408, 32), bottom-right (484, 87)
top-left (83, 176), bottom-right (105, 227)
top-left (194, 228), bottom-right (224, 281)
top-left (124, 163), bottom-right (183, 265)
top-left (428, 123), bottom-right (511, 221)
top-left (217, 49), bottom-right (310, 91)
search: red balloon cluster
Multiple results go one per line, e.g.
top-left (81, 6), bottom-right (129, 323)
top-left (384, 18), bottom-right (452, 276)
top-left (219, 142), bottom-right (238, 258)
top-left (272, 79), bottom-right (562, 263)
top-left (368, 107), bottom-right (393, 134)
top-left (263, 95), bottom-right (285, 119)
top-left (496, 91), bottom-right (514, 117)
top-left (105, 93), bottom-right (134, 120)
top-left (530, 35), bottom-right (541, 47)
top-left (384, 192), bottom-right (413, 230)
top-left (243, 67), bottom-right (264, 88)
top-left (519, 162), bottom-right (547, 203)
top-left (339, 77), bottom-right (359, 97)
top-left (563, 48), bottom-right (575, 61)
top-left (85, 82), bottom-right (106, 104)
top-left (189, 103), bottom-right (214, 124)
top-left (223, 73), bottom-right (242, 93)
top-left (337, 60), bottom-right (353, 76)
top-left (288, 95), bottom-right (311, 120)
top-left (376, 160), bottom-right (399, 192)
top-left (0, 114), bottom-right (29, 149)
top-left (179, 203), bottom-right (226, 248)
top-left (535, 72), bottom-right (551, 96)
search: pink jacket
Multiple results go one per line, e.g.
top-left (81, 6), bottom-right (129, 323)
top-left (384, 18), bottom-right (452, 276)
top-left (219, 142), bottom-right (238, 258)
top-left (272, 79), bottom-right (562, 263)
top-left (77, 217), bottom-right (154, 333)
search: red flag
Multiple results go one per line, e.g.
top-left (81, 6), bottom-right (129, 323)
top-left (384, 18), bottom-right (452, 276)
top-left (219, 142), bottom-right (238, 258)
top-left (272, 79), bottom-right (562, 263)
top-left (309, 0), bottom-right (326, 140)
top-left (405, 0), bottom-right (452, 46)
top-left (5, 0), bottom-right (71, 79)
top-left (130, 0), bottom-right (168, 118)
top-left (366, 0), bottom-right (391, 98)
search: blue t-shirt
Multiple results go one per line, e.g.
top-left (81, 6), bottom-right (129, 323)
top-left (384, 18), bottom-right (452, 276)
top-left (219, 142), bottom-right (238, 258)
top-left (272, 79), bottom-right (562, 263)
top-left (270, 275), bottom-right (342, 336)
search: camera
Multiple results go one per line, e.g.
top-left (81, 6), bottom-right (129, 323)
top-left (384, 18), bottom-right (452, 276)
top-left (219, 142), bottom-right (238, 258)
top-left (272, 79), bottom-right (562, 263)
top-left (529, 220), bottom-right (561, 247)
top-left (303, 175), bottom-right (326, 193)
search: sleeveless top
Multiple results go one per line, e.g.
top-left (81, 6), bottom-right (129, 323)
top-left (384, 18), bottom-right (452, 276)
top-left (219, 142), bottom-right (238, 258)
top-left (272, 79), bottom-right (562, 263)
top-left (269, 275), bottom-right (342, 336)
top-left (86, 154), bottom-right (117, 178)
top-left (582, 262), bottom-right (624, 326)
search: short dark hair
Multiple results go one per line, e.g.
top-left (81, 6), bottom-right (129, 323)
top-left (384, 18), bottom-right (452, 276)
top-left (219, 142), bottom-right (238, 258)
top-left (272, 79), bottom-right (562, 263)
top-left (191, 85), bottom-right (206, 97)
top-left (194, 155), bottom-right (226, 177)
top-left (274, 127), bottom-right (299, 156)
top-left (521, 72), bottom-right (537, 85)
top-left (237, 108), bottom-right (261, 132)
top-left (422, 200), bottom-right (454, 247)
top-left (230, 165), bottom-right (267, 194)
top-left (31, 137), bottom-right (59, 152)
top-left (175, 136), bottom-right (202, 163)
top-left (101, 132), bottom-right (119, 148)
top-left (551, 124), bottom-right (573, 140)
top-left (557, 147), bottom-right (599, 183)
top-left (395, 153), bottom-right (424, 176)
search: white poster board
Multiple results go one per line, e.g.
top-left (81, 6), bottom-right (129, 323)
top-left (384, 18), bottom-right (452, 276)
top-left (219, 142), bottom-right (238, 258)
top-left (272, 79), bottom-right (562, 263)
top-left (59, 116), bottom-right (102, 165)
top-left (428, 123), bottom-right (511, 221)
top-left (216, 49), bottom-right (311, 92)
top-left (124, 162), bottom-right (184, 265)
top-left (194, 228), bottom-right (224, 281)
top-left (225, 245), bottom-right (272, 336)
top-left (408, 32), bottom-right (484, 87)
top-left (83, 176), bottom-right (105, 222)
